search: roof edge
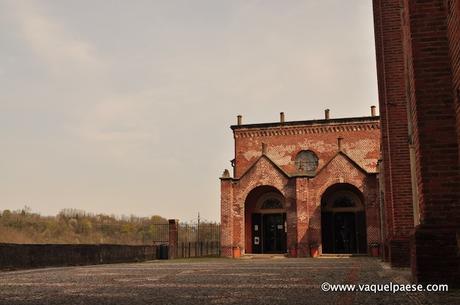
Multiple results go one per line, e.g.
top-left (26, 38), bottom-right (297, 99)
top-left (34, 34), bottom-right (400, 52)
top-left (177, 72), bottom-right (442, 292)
top-left (231, 115), bottom-right (380, 130)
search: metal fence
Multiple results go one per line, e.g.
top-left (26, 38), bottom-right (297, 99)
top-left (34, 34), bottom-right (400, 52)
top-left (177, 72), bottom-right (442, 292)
top-left (177, 241), bottom-right (220, 258)
top-left (176, 223), bottom-right (220, 258)
top-left (178, 223), bottom-right (220, 242)
top-left (150, 223), bottom-right (169, 244)
top-left (150, 222), bottom-right (220, 258)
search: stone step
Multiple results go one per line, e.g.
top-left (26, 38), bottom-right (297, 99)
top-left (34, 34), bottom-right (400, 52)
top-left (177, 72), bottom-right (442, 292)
top-left (319, 253), bottom-right (368, 258)
top-left (241, 254), bottom-right (288, 259)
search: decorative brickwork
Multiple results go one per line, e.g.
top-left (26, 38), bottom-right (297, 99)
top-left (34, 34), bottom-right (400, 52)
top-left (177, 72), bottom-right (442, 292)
top-left (221, 116), bottom-right (381, 258)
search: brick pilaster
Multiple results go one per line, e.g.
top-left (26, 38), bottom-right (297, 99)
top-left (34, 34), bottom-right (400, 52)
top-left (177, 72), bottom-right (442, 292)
top-left (220, 177), bottom-right (233, 257)
top-left (373, 0), bottom-right (415, 267)
top-left (402, 0), bottom-right (460, 287)
top-left (168, 219), bottom-right (178, 259)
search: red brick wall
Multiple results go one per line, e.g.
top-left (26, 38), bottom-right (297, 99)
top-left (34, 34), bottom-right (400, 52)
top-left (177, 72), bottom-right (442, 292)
top-left (220, 178), bottom-right (233, 257)
top-left (404, 0), bottom-right (460, 286)
top-left (234, 120), bottom-right (380, 178)
top-left (221, 118), bottom-right (381, 257)
top-left (375, 0), bottom-right (460, 286)
top-left (372, 0), bottom-right (415, 267)
top-left (295, 177), bottom-right (309, 256)
top-left (168, 220), bottom-right (179, 259)
top-left (402, 0), bottom-right (460, 226)
top-left (447, 0), bottom-right (460, 161)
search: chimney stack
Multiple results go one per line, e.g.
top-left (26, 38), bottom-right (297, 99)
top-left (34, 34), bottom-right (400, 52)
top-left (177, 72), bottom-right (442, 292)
top-left (237, 115), bottom-right (242, 125)
top-left (325, 109), bottom-right (330, 120)
top-left (262, 142), bottom-right (267, 155)
top-left (280, 112), bottom-right (285, 123)
top-left (371, 106), bottom-right (377, 117)
top-left (221, 169), bottom-right (230, 178)
top-left (338, 137), bottom-right (343, 151)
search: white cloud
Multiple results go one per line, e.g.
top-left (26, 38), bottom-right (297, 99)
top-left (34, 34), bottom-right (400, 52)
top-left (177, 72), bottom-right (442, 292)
top-left (7, 1), bottom-right (103, 75)
top-left (71, 93), bottom-right (159, 163)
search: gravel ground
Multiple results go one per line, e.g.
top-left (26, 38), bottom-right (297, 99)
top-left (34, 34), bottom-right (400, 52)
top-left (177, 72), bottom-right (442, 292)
top-left (0, 257), bottom-right (458, 305)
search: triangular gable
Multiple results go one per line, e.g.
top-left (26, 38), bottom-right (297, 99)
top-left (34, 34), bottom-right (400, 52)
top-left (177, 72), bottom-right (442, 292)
top-left (235, 154), bottom-right (290, 181)
top-left (316, 151), bottom-right (369, 176)
top-left (234, 151), bottom-right (370, 181)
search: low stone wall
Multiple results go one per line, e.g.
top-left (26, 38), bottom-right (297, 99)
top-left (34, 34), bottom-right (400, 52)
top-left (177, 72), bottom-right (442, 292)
top-left (0, 243), bottom-right (158, 269)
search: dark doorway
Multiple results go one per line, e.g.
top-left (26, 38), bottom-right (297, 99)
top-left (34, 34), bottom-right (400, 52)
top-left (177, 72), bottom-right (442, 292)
top-left (322, 211), bottom-right (367, 254)
top-left (321, 184), bottom-right (367, 254)
top-left (334, 212), bottom-right (356, 253)
top-left (263, 213), bottom-right (287, 253)
top-left (251, 213), bottom-right (287, 254)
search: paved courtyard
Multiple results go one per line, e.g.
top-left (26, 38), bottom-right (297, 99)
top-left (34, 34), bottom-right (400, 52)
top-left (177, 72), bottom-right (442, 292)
top-left (0, 257), bottom-right (458, 305)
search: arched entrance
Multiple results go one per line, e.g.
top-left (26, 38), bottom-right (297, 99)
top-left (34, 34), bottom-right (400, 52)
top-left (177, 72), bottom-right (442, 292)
top-left (244, 186), bottom-right (287, 254)
top-left (321, 183), bottom-right (367, 254)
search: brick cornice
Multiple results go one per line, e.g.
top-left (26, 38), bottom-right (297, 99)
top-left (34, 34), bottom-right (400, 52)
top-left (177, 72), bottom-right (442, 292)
top-left (234, 121), bottom-right (380, 138)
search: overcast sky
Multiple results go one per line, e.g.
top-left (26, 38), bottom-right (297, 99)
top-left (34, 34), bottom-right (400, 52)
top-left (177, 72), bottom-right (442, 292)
top-left (0, 0), bottom-right (377, 222)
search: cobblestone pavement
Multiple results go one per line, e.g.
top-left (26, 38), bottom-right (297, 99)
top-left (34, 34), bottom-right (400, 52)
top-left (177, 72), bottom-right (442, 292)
top-left (0, 257), bottom-right (458, 305)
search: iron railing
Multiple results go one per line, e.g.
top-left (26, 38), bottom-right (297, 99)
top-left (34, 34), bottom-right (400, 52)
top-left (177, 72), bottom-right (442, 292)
top-left (176, 223), bottom-right (220, 257)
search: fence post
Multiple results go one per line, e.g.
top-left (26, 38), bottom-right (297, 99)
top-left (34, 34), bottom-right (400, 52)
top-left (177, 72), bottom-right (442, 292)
top-left (168, 219), bottom-right (179, 259)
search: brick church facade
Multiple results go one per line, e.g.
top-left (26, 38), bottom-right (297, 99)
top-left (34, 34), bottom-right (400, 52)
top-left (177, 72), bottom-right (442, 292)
top-left (221, 0), bottom-right (460, 287)
top-left (220, 109), bottom-right (381, 258)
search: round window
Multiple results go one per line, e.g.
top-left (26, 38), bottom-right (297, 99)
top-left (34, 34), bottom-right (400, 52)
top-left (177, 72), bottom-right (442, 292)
top-left (295, 150), bottom-right (319, 174)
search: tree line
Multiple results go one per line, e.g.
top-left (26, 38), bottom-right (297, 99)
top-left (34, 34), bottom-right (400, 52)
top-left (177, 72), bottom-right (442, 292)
top-left (0, 207), bottom-right (170, 245)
